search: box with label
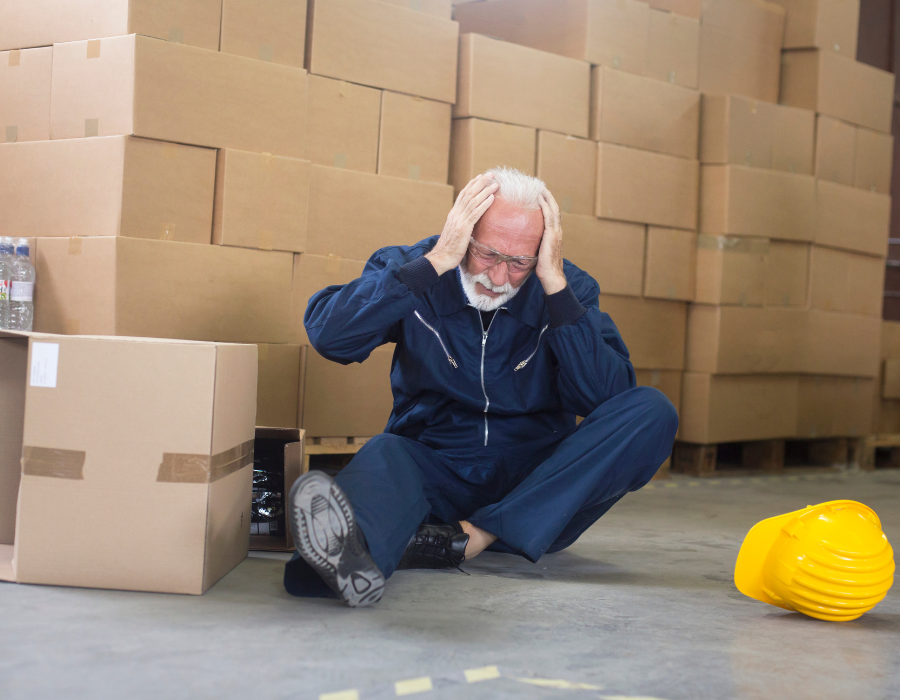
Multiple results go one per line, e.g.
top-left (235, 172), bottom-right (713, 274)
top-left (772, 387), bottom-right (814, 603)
top-left (598, 295), bottom-right (687, 370)
top-left (220, 0), bottom-right (307, 67)
top-left (768, 0), bottom-right (859, 56)
top-left (797, 376), bottom-right (874, 438)
top-left (307, 75), bottom-right (381, 173)
top-left (815, 179), bottom-right (890, 256)
top-left (765, 240), bottom-right (809, 307)
top-left (257, 345), bottom-right (303, 429)
top-left (562, 214), bottom-right (644, 298)
top-left (455, 33), bottom-right (590, 138)
top-left (378, 91), bottom-right (452, 184)
top-left (213, 150), bottom-right (310, 253)
top-left (644, 227), bottom-right (696, 302)
top-left (647, 8), bottom-right (699, 89)
top-left (536, 132), bottom-right (596, 215)
top-left (50, 34), bottom-right (307, 158)
top-left (34, 237), bottom-right (293, 343)
top-left (450, 118), bottom-right (536, 195)
top-left (290, 253), bottom-right (367, 346)
top-left (808, 245), bottom-right (884, 316)
top-left (306, 0), bottom-right (458, 103)
top-left (0, 330), bottom-right (257, 594)
top-left (0, 136), bottom-right (215, 244)
top-left (694, 235), bottom-right (768, 306)
top-left (0, 48), bottom-right (52, 143)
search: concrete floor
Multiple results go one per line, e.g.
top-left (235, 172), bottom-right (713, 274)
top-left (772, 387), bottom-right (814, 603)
top-left (2, 468), bottom-right (899, 700)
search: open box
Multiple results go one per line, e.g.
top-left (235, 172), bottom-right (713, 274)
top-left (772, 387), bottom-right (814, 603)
top-left (250, 427), bottom-right (305, 552)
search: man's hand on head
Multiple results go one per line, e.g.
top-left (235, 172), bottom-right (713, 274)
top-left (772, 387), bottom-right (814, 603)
top-left (425, 174), bottom-right (498, 276)
top-left (536, 190), bottom-right (567, 295)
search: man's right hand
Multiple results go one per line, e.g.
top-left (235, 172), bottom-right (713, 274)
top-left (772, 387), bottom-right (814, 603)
top-left (425, 174), bottom-right (498, 276)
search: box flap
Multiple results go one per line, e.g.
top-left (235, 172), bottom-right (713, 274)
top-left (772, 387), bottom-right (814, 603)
top-left (0, 544), bottom-right (15, 582)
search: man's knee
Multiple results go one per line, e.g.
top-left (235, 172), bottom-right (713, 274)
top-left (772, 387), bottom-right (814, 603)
top-left (629, 386), bottom-right (679, 440)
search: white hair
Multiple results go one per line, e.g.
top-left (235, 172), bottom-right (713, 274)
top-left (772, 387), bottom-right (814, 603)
top-left (458, 266), bottom-right (523, 311)
top-left (484, 166), bottom-right (546, 211)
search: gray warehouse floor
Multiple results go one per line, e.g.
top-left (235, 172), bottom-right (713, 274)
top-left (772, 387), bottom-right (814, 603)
top-left (2, 469), bottom-right (899, 700)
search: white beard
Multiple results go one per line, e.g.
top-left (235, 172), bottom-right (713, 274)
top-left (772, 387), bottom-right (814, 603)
top-left (458, 265), bottom-right (524, 312)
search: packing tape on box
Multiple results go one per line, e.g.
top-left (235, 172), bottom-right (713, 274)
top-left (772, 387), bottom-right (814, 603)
top-left (259, 44), bottom-right (275, 62)
top-left (65, 319), bottom-right (81, 335)
top-left (408, 165), bottom-right (421, 181)
top-left (5, 126), bottom-right (17, 143)
top-left (22, 446), bottom-right (86, 480)
top-left (325, 254), bottom-right (341, 274)
top-left (338, 81), bottom-right (349, 97)
top-left (258, 229), bottom-right (275, 250)
top-left (159, 223), bottom-right (176, 241)
top-left (157, 439), bottom-right (254, 484)
top-left (651, 369), bottom-right (661, 386)
top-left (86, 40), bottom-right (101, 59)
top-left (696, 234), bottom-right (769, 254)
top-left (68, 237), bottom-right (82, 255)
top-left (8, 50), bottom-right (20, 67)
top-left (258, 344), bottom-right (269, 361)
top-left (168, 27), bottom-right (184, 44)
top-left (84, 118), bottom-right (99, 138)
top-left (263, 152), bottom-right (278, 168)
top-left (334, 153), bottom-right (348, 169)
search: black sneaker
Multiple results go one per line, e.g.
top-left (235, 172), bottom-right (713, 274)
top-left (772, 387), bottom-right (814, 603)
top-left (288, 471), bottom-right (385, 607)
top-left (397, 521), bottom-right (469, 571)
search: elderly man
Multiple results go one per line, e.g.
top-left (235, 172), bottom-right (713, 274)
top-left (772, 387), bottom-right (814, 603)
top-left (285, 168), bottom-right (678, 607)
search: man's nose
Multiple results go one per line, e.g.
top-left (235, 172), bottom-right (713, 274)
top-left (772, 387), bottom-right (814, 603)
top-left (488, 262), bottom-right (509, 287)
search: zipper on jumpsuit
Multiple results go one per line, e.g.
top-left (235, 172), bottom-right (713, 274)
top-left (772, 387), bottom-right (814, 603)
top-left (477, 310), bottom-right (499, 447)
top-left (514, 324), bottom-right (550, 371)
top-left (414, 310), bottom-right (458, 368)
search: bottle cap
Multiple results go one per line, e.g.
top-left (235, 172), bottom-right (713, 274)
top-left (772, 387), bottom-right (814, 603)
top-left (15, 244), bottom-right (29, 257)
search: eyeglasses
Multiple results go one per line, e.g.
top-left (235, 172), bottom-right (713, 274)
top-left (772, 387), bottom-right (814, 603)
top-left (467, 239), bottom-right (538, 273)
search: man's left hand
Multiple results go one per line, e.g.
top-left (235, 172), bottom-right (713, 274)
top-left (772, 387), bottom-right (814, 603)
top-left (535, 190), bottom-right (567, 295)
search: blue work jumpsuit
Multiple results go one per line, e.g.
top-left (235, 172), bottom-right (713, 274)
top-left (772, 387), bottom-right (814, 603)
top-left (285, 235), bottom-right (678, 596)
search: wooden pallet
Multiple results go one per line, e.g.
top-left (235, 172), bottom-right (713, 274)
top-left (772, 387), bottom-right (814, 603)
top-left (302, 436), bottom-right (372, 473)
top-left (858, 434), bottom-right (900, 470)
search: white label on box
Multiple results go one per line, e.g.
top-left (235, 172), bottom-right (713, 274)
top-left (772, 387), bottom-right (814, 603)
top-left (10, 281), bottom-right (33, 302)
top-left (30, 342), bottom-right (59, 388)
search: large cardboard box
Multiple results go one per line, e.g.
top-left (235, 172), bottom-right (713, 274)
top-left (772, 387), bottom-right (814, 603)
top-left (797, 376), bottom-right (874, 438)
top-left (220, 0), bottom-right (307, 67)
top-left (302, 345), bottom-right (395, 437)
top-left (814, 113), bottom-right (856, 186)
top-left (35, 237), bottom-right (293, 343)
top-left (883, 359), bottom-right (900, 399)
top-left (808, 245), bottom-right (884, 316)
top-left (644, 227), bottom-right (696, 301)
top-left (635, 369), bottom-right (683, 413)
top-left (378, 91), bottom-right (452, 184)
top-left (780, 49), bottom-right (894, 134)
top-left (307, 74), bottom-right (381, 172)
top-left (596, 142), bottom-right (699, 229)
top-left (855, 127), bottom-right (893, 195)
top-left (50, 34), bottom-right (307, 158)
top-left (590, 66), bottom-right (700, 159)
top-left (212, 149), bottom-right (310, 253)
top-left (1, 48), bottom-right (52, 143)
top-left (814, 180), bottom-right (890, 256)
top-left (768, 0), bottom-right (859, 56)
top-left (698, 0), bottom-right (785, 103)
top-left (599, 295), bottom-right (687, 370)
top-left (381, 0), bottom-right (452, 18)
top-left (0, 136), bottom-right (215, 244)
top-left (307, 165), bottom-right (452, 259)
top-left (536, 132), bottom-right (596, 215)
top-left (306, 0), bottom-right (458, 103)
top-left (450, 118), bottom-right (536, 194)
top-left (0, 331), bottom-right (257, 594)
top-left (765, 240), bottom-right (809, 307)
top-left (290, 254), bottom-right (367, 346)
top-left (694, 235), bottom-right (768, 306)
top-left (0, 0), bottom-right (222, 52)
top-left (700, 94), bottom-right (815, 175)
top-left (679, 373), bottom-right (798, 443)
top-left (562, 214), bottom-right (645, 297)
top-left (257, 344), bottom-right (302, 429)
top-left (699, 165), bottom-right (815, 241)
top-left (455, 34), bottom-right (590, 138)
top-left (646, 8), bottom-right (700, 89)
top-left (804, 310), bottom-right (880, 377)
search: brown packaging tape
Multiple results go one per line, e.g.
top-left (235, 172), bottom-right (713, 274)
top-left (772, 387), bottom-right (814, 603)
top-left (258, 229), bottom-right (275, 250)
top-left (338, 81), bottom-right (349, 97)
top-left (160, 223), bottom-right (176, 241)
top-left (65, 319), bottom-right (80, 335)
top-left (257, 344), bottom-right (270, 361)
top-left (68, 237), bottom-right (82, 255)
top-left (168, 27), bottom-right (184, 44)
top-left (696, 235), bottom-right (769, 254)
top-left (408, 165), bottom-right (421, 181)
top-left (23, 446), bottom-right (86, 480)
top-left (85, 118), bottom-right (99, 137)
top-left (86, 40), bottom-right (101, 59)
top-left (259, 44), bottom-right (275, 62)
top-left (8, 50), bottom-right (20, 67)
top-left (5, 126), bottom-right (17, 143)
top-left (157, 440), bottom-right (254, 484)
top-left (334, 153), bottom-right (348, 169)
top-left (325, 254), bottom-right (341, 274)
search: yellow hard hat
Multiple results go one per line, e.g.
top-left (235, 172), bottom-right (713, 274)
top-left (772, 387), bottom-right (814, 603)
top-left (735, 500), bottom-right (894, 621)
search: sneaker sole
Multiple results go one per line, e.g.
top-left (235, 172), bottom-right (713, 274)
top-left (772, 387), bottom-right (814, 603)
top-left (288, 471), bottom-right (385, 607)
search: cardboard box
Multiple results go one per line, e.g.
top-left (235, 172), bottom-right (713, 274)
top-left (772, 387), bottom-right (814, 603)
top-left (35, 237), bottom-right (293, 343)
top-left (306, 0), bottom-right (458, 103)
top-left (0, 48), bottom-right (52, 143)
top-left (0, 0), bottom-right (222, 52)
top-left (249, 427), bottom-right (305, 551)
top-left (815, 179), bottom-right (890, 256)
top-left (797, 376), bottom-right (874, 438)
top-left (780, 49), bottom-right (895, 134)
top-left (635, 369), bottom-right (683, 413)
top-left (768, 0), bottom-right (859, 56)
top-left (643, 0), bottom-right (702, 18)
top-left (590, 66), bottom-right (700, 159)
top-left (307, 74), bottom-right (381, 172)
top-left (220, 0), bottom-right (307, 67)
top-left (302, 345), bottom-right (395, 437)
top-left (700, 94), bottom-right (815, 175)
top-left (808, 245), bottom-right (885, 316)
top-left (646, 8), bottom-right (699, 89)
top-left (596, 142), bottom-right (699, 229)
top-left (450, 118), bottom-right (536, 195)
top-left (562, 214), bottom-right (644, 297)
top-left (814, 113), bottom-right (856, 186)
top-left (290, 254), bottom-right (367, 346)
top-left (698, 0), bottom-right (785, 103)
top-left (307, 165), bottom-right (453, 259)
top-left (381, 0), bottom-right (453, 18)
top-left (455, 0), bottom-right (650, 74)
top-left (536, 132), bottom-right (596, 215)
top-left (644, 227), bottom-right (696, 301)
top-left (455, 33), bottom-right (590, 138)
top-left (598, 295), bottom-right (686, 370)
top-left (0, 331), bottom-right (256, 594)
top-left (699, 165), bottom-right (815, 241)
top-left (679, 373), bottom-right (798, 443)
top-left (765, 240), bottom-right (809, 307)
top-left (378, 91), bottom-right (452, 184)
top-left (0, 136), bottom-right (215, 243)
top-left (804, 309), bottom-right (880, 377)
top-left (50, 34), bottom-right (307, 158)
top-left (694, 235), bottom-right (768, 306)
top-left (855, 127), bottom-right (893, 195)
top-left (883, 359), bottom-right (900, 399)
top-left (883, 319), bottom-right (900, 358)
top-left (213, 150), bottom-right (310, 253)
top-left (257, 345), bottom-right (302, 429)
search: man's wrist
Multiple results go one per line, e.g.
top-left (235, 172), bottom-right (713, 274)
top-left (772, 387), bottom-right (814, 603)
top-left (539, 272), bottom-right (568, 295)
top-left (424, 251), bottom-right (454, 276)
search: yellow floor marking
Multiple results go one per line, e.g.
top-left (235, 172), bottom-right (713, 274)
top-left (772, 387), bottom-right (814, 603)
top-left (319, 691), bottom-right (359, 700)
top-left (731, 479), bottom-right (743, 484)
top-left (787, 476), bottom-right (799, 482)
top-left (644, 484), bottom-right (656, 490)
top-left (688, 481), bottom-right (699, 486)
top-left (465, 666), bottom-right (501, 683)
top-left (750, 478), bottom-right (762, 483)
top-left (395, 677), bottom-right (433, 696)
top-left (515, 677), bottom-right (602, 690)
top-left (664, 482), bottom-right (678, 488)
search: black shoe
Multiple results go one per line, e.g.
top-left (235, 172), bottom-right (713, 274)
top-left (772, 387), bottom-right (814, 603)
top-left (288, 471), bottom-right (385, 607)
top-left (396, 521), bottom-right (469, 571)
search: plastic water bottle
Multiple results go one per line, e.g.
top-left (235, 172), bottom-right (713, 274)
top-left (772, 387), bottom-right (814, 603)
top-left (9, 239), bottom-right (35, 331)
top-left (0, 238), bottom-right (12, 330)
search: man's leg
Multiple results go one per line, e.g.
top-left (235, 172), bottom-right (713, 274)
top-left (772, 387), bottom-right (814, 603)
top-left (465, 386), bottom-right (678, 561)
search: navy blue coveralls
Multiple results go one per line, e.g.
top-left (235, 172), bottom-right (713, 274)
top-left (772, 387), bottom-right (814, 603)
top-left (285, 235), bottom-right (678, 596)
